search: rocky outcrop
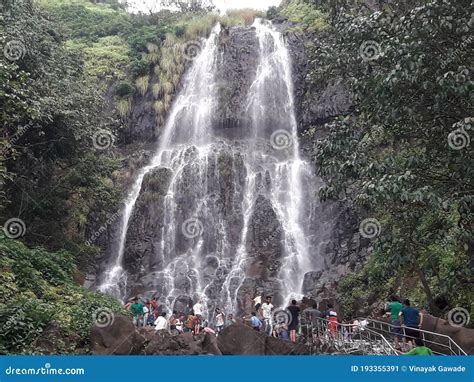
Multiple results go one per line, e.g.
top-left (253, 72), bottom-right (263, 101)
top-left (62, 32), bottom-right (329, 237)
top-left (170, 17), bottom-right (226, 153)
top-left (123, 167), bottom-right (173, 276)
top-left (144, 331), bottom-right (222, 355)
top-left (279, 19), bottom-right (370, 305)
top-left (90, 316), bottom-right (146, 355)
top-left (217, 323), bottom-right (311, 355)
top-left (90, 316), bottom-right (308, 356)
top-left (213, 25), bottom-right (259, 134)
top-left (422, 315), bottom-right (474, 355)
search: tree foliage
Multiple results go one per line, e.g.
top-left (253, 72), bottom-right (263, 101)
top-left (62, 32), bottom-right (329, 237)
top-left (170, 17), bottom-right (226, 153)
top-left (0, 236), bottom-right (126, 354)
top-left (304, 0), bottom-right (473, 315)
top-left (1, 0), bottom-right (123, 253)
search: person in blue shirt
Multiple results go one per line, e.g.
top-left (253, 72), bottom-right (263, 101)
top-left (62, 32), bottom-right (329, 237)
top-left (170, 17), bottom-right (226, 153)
top-left (399, 299), bottom-right (423, 350)
top-left (251, 311), bottom-right (262, 331)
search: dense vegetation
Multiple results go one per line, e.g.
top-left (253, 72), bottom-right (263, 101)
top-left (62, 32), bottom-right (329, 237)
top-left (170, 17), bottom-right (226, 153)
top-left (0, 235), bottom-right (127, 354)
top-left (276, 0), bottom-right (473, 319)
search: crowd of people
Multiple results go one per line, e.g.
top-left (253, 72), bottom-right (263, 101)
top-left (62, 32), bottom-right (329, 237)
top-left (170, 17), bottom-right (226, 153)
top-left (125, 298), bottom-right (236, 335)
top-left (249, 293), bottom-right (431, 355)
top-left (123, 292), bottom-right (431, 355)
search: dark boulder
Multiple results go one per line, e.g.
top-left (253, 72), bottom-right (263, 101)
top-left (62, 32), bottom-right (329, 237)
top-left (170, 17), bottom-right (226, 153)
top-left (143, 330), bottom-right (221, 355)
top-left (217, 323), bottom-right (311, 355)
top-left (422, 314), bottom-right (474, 355)
top-left (90, 315), bottom-right (146, 355)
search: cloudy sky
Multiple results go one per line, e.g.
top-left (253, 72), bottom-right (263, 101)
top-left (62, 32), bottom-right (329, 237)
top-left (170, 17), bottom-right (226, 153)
top-left (126, 0), bottom-right (282, 13)
top-left (213, 0), bottom-right (282, 11)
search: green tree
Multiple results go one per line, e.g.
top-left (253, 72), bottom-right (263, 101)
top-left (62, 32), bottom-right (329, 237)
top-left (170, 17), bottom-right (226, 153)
top-left (306, 0), bottom-right (473, 314)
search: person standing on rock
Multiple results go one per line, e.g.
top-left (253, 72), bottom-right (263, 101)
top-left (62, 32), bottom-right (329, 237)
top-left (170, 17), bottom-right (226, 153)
top-left (226, 313), bottom-right (236, 327)
top-left (150, 297), bottom-right (158, 320)
top-left (252, 293), bottom-right (262, 315)
top-left (193, 300), bottom-right (204, 334)
top-left (131, 298), bottom-right (143, 327)
top-left (185, 311), bottom-right (197, 334)
top-left (261, 296), bottom-right (274, 336)
top-left (251, 311), bottom-right (262, 331)
top-left (287, 300), bottom-right (300, 343)
top-left (215, 308), bottom-right (225, 333)
top-left (142, 302), bottom-right (150, 328)
top-left (154, 312), bottom-right (168, 331)
top-left (169, 310), bottom-right (179, 334)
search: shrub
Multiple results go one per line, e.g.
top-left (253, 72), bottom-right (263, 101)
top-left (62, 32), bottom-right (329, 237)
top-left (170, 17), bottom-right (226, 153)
top-left (0, 237), bottom-right (127, 354)
top-left (114, 81), bottom-right (134, 97)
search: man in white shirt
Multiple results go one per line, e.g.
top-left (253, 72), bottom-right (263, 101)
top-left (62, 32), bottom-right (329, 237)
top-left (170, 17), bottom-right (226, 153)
top-left (142, 303), bottom-right (150, 327)
top-left (261, 296), bottom-right (274, 336)
top-left (154, 312), bottom-right (168, 331)
top-left (192, 300), bottom-right (204, 334)
top-left (193, 300), bottom-right (203, 316)
top-left (215, 308), bottom-right (225, 333)
top-left (252, 295), bottom-right (262, 313)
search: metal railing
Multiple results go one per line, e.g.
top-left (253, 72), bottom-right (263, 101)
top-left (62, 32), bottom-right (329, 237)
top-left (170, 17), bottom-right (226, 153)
top-left (301, 317), bottom-right (398, 355)
top-left (360, 318), bottom-right (467, 356)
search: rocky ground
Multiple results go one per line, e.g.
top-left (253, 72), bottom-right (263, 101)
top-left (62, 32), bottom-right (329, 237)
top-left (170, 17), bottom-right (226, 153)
top-left (89, 316), bottom-right (315, 356)
top-left (31, 313), bottom-right (474, 355)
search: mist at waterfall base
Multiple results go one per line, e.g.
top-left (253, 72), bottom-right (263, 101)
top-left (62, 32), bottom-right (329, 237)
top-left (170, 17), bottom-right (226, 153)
top-left (97, 20), bottom-right (333, 319)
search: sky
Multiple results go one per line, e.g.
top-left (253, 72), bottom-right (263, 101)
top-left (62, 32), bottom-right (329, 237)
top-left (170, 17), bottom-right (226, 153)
top-left (126, 0), bottom-right (282, 13)
top-left (213, 0), bottom-right (282, 11)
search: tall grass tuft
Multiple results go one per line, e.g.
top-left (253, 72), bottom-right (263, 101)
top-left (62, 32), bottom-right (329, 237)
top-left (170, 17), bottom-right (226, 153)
top-left (152, 82), bottom-right (165, 98)
top-left (153, 100), bottom-right (165, 115)
top-left (135, 75), bottom-right (149, 96)
top-left (116, 98), bottom-right (131, 117)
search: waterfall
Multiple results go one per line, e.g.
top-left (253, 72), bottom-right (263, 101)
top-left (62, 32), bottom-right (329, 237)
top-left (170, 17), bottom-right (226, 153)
top-left (98, 20), bottom-right (329, 315)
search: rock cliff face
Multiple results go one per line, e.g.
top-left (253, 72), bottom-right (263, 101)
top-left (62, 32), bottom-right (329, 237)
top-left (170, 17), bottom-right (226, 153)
top-left (92, 20), bottom-right (367, 314)
top-left (280, 21), bottom-right (370, 301)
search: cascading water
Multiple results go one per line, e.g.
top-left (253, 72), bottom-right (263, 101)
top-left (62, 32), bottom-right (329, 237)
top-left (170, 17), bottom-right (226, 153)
top-left (98, 20), bottom-right (331, 316)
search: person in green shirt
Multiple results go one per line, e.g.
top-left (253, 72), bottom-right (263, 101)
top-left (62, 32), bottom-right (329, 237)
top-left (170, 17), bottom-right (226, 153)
top-left (385, 295), bottom-right (403, 350)
top-left (402, 338), bottom-right (433, 355)
top-left (131, 298), bottom-right (143, 327)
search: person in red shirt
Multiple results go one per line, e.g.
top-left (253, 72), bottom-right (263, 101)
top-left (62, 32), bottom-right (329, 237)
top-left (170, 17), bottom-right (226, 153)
top-left (150, 297), bottom-right (158, 319)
